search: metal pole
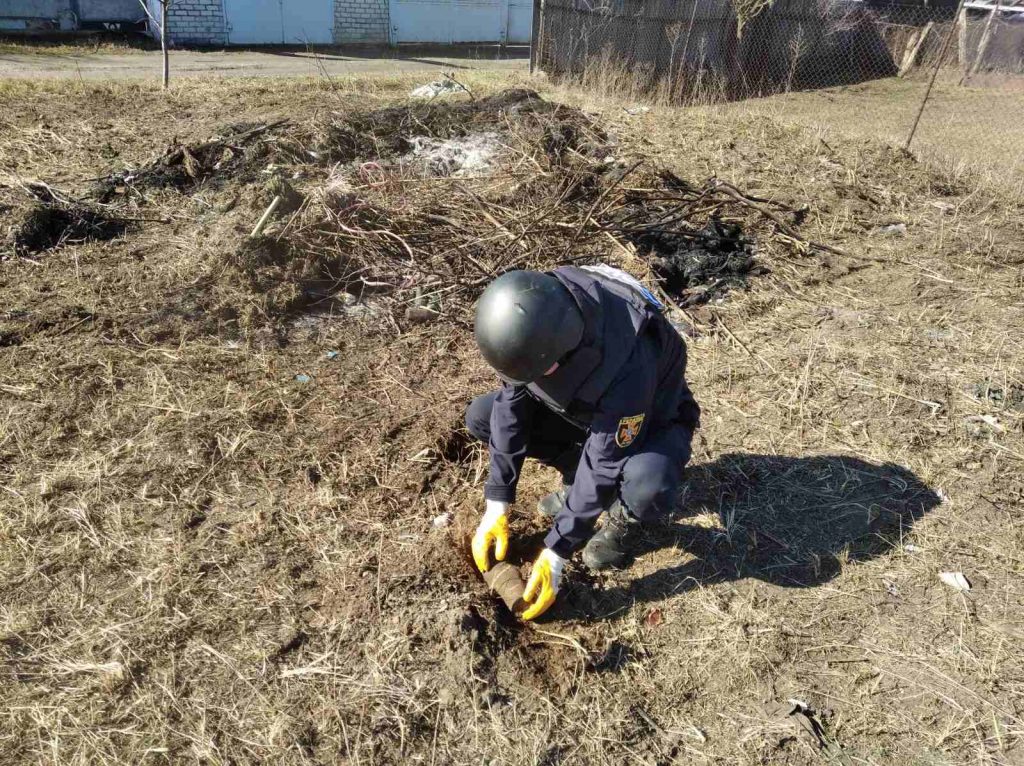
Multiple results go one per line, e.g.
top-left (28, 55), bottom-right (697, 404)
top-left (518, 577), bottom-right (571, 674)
top-left (161, 0), bottom-right (169, 89)
top-left (905, 0), bottom-right (967, 151)
top-left (530, 0), bottom-right (542, 74)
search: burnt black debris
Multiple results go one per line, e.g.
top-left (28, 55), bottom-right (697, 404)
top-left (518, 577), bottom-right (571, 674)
top-left (971, 381), bottom-right (1024, 412)
top-left (625, 218), bottom-right (761, 306)
top-left (90, 121), bottom-right (286, 201)
top-left (9, 203), bottom-right (127, 255)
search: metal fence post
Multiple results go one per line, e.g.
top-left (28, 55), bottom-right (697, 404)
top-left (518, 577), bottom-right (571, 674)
top-left (905, 0), bottom-right (968, 152)
top-left (530, 0), bottom-right (542, 74)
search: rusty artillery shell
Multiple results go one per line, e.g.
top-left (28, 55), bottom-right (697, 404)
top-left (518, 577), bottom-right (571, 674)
top-left (481, 561), bottom-right (527, 613)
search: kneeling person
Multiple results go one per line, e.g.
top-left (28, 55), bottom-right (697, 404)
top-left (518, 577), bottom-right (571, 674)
top-left (466, 266), bottom-right (700, 620)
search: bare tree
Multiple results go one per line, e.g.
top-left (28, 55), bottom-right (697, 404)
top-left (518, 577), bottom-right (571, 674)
top-left (816, 0), bottom-right (870, 35)
top-left (138, 0), bottom-right (173, 88)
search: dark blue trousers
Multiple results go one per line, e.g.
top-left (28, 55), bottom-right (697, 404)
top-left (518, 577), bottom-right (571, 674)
top-left (465, 390), bottom-right (693, 523)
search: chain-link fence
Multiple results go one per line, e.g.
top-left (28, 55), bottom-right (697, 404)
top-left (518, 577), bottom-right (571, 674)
top-left (534, 0), bottom-right (1024, 183)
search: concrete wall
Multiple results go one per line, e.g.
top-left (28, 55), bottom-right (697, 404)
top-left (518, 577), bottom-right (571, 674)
top-left (334, 0), bottom-right (389, 43)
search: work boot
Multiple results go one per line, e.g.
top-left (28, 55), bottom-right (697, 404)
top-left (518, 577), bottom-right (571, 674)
top-left (582, 502), bottom-right (642, 571)
top-left (537, 485), bottom-right (570, 519)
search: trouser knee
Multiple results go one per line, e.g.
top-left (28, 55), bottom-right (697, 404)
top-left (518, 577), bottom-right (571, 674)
top-left (620, 455), bottom-right (683, 521)
top-left (465, 393), bottom-right (496, 443)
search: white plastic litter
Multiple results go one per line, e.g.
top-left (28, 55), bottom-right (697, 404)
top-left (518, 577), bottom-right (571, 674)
top-left (686, 726), bottom-right (708, 743)
top-left (407, 132), bottom-right (504, 177)
top-left (878, 223), bottom-right (908, 236)
top-left (965, 414), bottom-right (1005, 433)
top-left (924, 327), bottom-right (952, 341)
top-left (410, 79), bottom-right (466, 99)
top-left (938, 571), bottom-right (972, 592)
top-left (432, 513), bottom-right (451, 529)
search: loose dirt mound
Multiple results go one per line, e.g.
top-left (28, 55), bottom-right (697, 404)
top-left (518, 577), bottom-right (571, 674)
top-left (19, 88), bottom-right (825, 343)
top-left (310, 88), bottom-right (589, 163)
top-left (109, 91), bottom-right (839, 339)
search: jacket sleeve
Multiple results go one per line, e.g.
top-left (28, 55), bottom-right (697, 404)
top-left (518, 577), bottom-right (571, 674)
top-left (484, 383), bottom-right (535, 504)
top-left (543, 359), bottom-right (655, 558)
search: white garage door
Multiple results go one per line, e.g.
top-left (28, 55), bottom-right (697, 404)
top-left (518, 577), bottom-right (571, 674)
top-left (506, 0), bottom-right (532, 43)
top-left (390, 0), bottom-right (533, 44)
top-left (282, 0), bottom-right (334, 43)
top-left (225, 0), bottom-right (333, 44)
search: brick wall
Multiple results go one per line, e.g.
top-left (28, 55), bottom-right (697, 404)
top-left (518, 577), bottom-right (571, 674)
top-left (164, 0), bottom-right (226, 45)
top-left (334, 0), bottom-right (389, 43)
top-left (157, 0), bottom-right (389, 47)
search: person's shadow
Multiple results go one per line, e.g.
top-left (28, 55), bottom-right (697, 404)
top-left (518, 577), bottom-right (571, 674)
top-left (556, 453), bottom-right (941, 621)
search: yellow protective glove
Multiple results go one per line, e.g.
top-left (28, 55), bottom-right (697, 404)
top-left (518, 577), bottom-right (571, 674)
top-left (472, 500), bottom-right (509, 573)
top-left (522, 548), bottom-right (568, 621)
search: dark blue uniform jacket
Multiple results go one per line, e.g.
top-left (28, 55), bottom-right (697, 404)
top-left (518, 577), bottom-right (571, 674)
top-left (483, 266), bottom-right (700, 557)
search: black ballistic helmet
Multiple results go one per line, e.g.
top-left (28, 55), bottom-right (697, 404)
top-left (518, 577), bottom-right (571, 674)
top-left (475, 270), bottom-right (585, 384)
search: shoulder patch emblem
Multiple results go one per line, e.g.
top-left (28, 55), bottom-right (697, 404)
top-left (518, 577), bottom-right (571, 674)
top-left (615, 414), bottom-right (645, 448)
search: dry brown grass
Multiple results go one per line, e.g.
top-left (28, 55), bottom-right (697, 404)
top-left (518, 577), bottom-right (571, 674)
top-left (0, 33), bottom-right (154, 57)
top-left (711, 72), bottom-right (1024, 193)
top-left (1, 72), bottom-right (1023, 766)
top-left (544, 54), bottom-right (1024, 193)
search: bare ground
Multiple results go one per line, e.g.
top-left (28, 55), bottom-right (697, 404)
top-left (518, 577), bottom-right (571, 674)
top-left (1, 73), bottom-right (1023, 765)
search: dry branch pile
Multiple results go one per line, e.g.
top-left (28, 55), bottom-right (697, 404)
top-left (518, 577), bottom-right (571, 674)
top-left (272, 90), bottom-right (837, 327)
top-left (3, 89), bottom-right (836, 335)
